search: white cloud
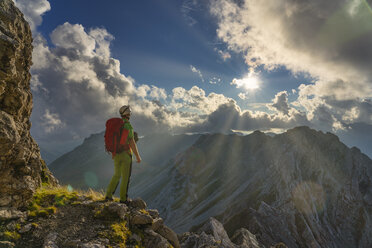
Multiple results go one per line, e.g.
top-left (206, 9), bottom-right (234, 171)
top-left (89, 28), bottom-right (115, 58)
top-left (13, 0), bottom-right (51, 32)
top-left (209, 77), bottom-right (221, 85)
top-left (215, 48), bottom-right (231, 61)
top-left (171, 86), bottom-right (233, 115)
top-left (188, 101), bottom-right (310, 134)
top-left (238, 93), bottom-right (247, 100)
top-left (268, 91), bottom-right (291, 116)
top-left (190, 65), bottom-right (204, 82)
top-left (149, 86), bottom-right (168, 100)
top-left (136, 85), bottom-right (150, 99)
top-left (41, 109), bottom-right (64, 133)
top-left (50, 23), bottom-right (97, 57)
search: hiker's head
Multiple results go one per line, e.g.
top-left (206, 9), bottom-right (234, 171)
top-left (119, 105), bottom-right (131, 119)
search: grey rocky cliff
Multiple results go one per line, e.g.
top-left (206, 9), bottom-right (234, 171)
top-left (0, 0), bottom-right (57, 209)
top-left (144, 127), bottom-right (372, 247)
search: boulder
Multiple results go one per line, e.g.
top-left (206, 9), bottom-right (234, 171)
top-left (130, 198), bottom-right (147, 209)
top-left (179, 232), bottom-right (221, 248)
top-left (131, 212), bottom-right (153, 225)
top-left (152, 217), bottom-right (164, 232)
top-left (155, 224), bottom-right (180, 248)
top-left (143, 228), bottom-right (171, 248)
top-left (231, 228), bottom-right (261, 248)
top-left (107, 202), bottom-right (128, 220)
top-left (198, 217), bottom-right (235, 247)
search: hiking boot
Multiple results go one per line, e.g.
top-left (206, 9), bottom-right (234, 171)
top-left (104, 196), bottom-right (113, 202)
top-left (120, 200), bottom-right (130, 205)
top-left (120, 198), bottom-right (131, 205)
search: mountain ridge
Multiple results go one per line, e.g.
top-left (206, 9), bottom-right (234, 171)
top-left (142, 126), bottom-right (372, 247)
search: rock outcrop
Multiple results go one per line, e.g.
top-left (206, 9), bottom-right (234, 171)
top-left (0, 0), bottom-right (57, 210)
top-left (179, 217), bottom-right (264, 248)
top-left (0, 187), bottom-right (181, 247)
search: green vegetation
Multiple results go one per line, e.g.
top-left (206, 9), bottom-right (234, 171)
top-left (15, 224), bottom-right (21, 231)
top-left (139, 209), bottom-right (150, 216)
top-left (3, 231), bottom-right (21, 241)
top-left (111, 222), bottom-right (131, 244)
top-left (98, 222), bottom-right (148, 248)
top-left (93, 204), bottom-right (105, 219)
top-left (100, 221), bottom-right (131, 248)
top-left (40, 160), bottom-right (51, 185)
top-left (28, 186), bottom-right (105, 218)
top-left (28, 186), bottom-right (76, 217)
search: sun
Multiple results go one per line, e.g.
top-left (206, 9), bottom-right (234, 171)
top-left (231, 74), bottom-right (260, 91)
top-left (240, 76), bottom-right (260, 90)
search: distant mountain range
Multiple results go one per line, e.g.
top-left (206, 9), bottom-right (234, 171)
top-left (48, 126), bottom-right (372, 247)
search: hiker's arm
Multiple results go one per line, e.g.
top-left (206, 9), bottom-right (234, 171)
top-left (129, 138), bottom-right (141, 163)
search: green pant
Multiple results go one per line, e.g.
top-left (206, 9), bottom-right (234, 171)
top-left (106, 151), bottom-right (132, 201)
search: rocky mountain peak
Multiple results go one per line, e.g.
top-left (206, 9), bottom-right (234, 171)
top-left (0, 0), bottom-right (57, 210)
top-left (143, 127), bottom-right (372, 247)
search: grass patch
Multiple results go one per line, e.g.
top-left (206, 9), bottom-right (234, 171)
top-left (32, 186), bottom-right (78, 207)
top-left (81, 188), bottom-right (105, 201)
top-left (3, 231), bottom-right (21, 241)
top-left (28, 186), bottom-right (105, 218)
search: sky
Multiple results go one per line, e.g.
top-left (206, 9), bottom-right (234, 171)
top-left (13, 0), bottom-right (372, 158)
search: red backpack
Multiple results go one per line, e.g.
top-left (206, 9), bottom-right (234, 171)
top-left (104, 118), bottom-right (130, 156)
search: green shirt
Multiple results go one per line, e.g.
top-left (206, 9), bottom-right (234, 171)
top-left (122, 118), bottom-right (134, 143)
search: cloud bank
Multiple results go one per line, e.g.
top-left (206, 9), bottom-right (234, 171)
top-left (31, 21), bottom-right (313, 144)
top-left (210, 0), bottom-right (372, 133)
top-left (31, 23), bottom-right (236, 142)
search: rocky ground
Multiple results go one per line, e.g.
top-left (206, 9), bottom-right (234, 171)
top-left (0, 186), bottom-right (180, 248)
top-left (0, 186), bottom-right (283, 248)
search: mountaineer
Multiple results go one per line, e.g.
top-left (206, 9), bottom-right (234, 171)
top-left (104, 105), bottom-right (141, 204)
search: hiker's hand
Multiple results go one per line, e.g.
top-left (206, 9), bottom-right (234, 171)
top-left (111, 154), bottom-right (115, 159)
top-left (136, 156), bottom-right (141, 163)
